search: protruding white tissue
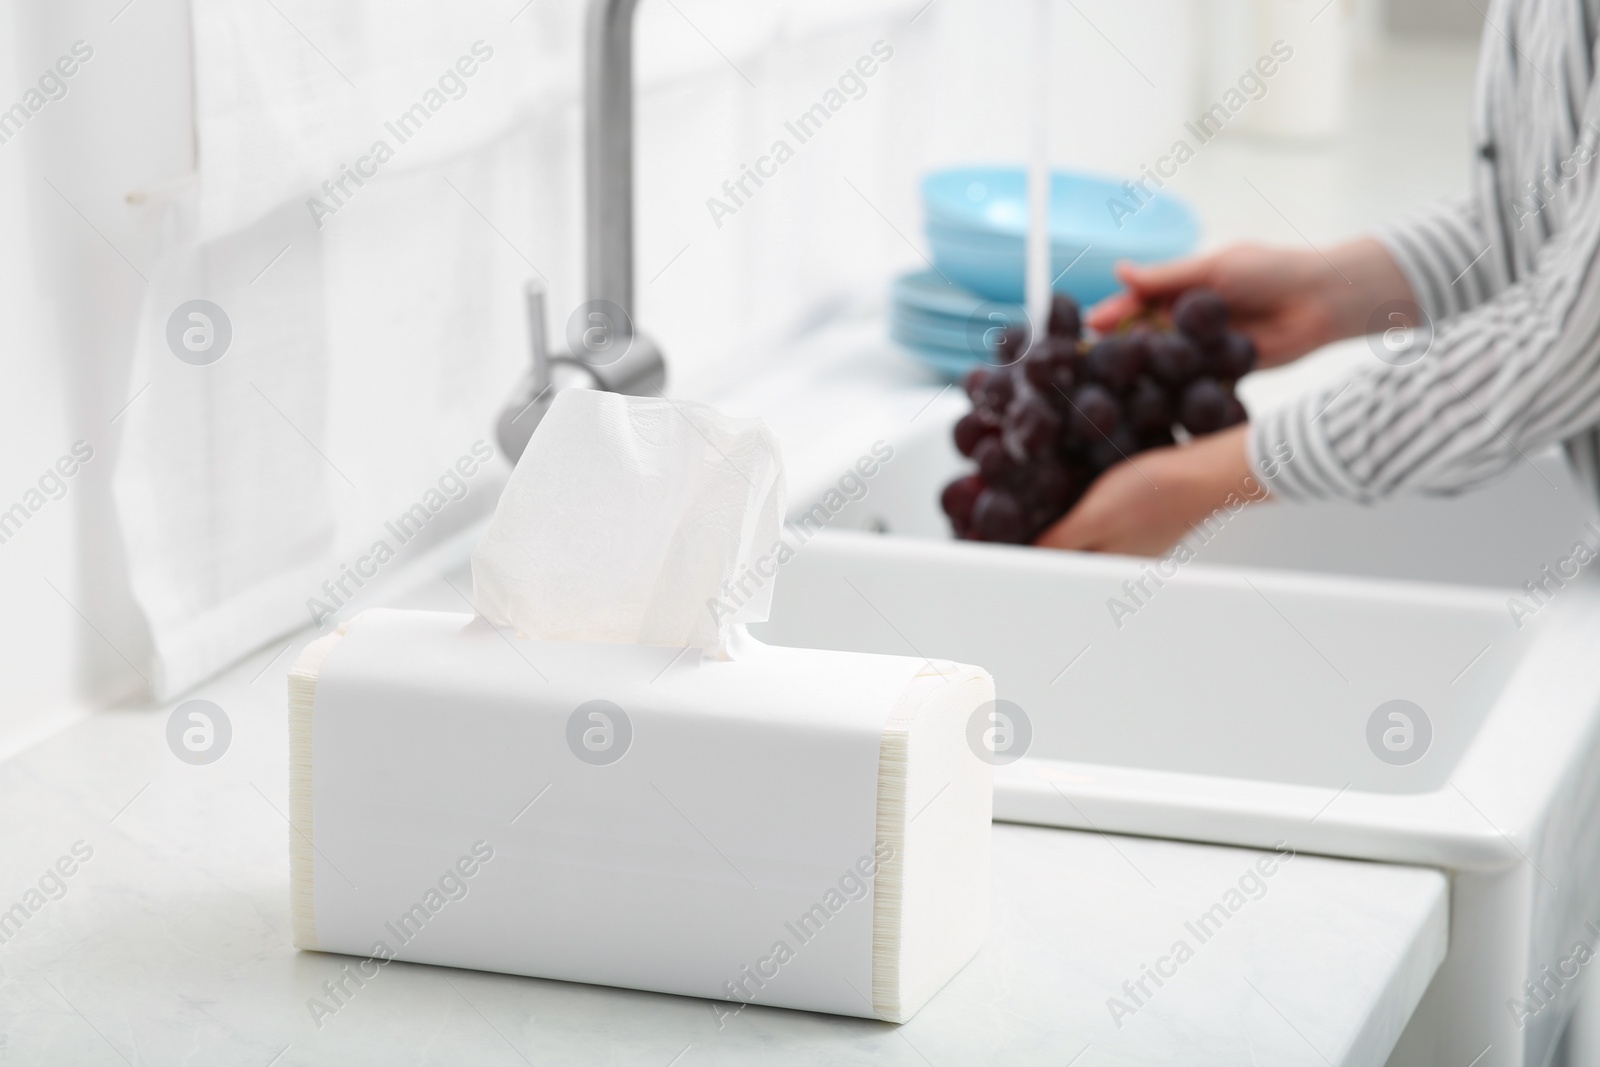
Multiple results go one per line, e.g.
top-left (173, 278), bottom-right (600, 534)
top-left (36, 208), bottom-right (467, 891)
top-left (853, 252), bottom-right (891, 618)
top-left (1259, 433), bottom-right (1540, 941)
top-left (472, 390), bottom-right (786, 654)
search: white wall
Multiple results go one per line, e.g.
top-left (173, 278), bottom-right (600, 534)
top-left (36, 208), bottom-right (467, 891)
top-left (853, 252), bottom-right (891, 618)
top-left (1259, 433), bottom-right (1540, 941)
top-left (4, 0), bottom-right (1380, 735)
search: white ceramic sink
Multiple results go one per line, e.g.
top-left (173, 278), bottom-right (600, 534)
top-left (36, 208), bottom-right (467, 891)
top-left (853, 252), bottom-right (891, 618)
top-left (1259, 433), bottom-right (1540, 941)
top-left (760, 401), bottom-right (1600, 864)
top-left (746, 379), bottom-right (1600, 1067)
top-left (759, 530), bottom-right (1600, 867)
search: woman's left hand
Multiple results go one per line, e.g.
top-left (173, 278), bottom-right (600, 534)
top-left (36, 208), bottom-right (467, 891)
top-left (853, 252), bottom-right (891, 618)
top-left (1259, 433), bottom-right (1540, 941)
top-left (1036, 424), bottom-right (1263, 556)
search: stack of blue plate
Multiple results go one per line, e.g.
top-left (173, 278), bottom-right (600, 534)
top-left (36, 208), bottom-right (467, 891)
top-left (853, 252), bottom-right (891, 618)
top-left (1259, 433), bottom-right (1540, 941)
top-left (890, 167), bottom-right (1200, 379)
top-left (888, 270), bottom-right (1026, 380)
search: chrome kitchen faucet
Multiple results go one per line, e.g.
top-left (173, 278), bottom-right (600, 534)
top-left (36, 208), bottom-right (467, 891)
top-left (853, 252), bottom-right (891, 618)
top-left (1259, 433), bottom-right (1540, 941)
top-left (496, 0), bottom-right (667, 461)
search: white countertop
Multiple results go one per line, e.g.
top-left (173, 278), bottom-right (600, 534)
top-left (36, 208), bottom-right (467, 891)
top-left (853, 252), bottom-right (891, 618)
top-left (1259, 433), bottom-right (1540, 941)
top-left (0, 567), bottom-right (1446, 1067)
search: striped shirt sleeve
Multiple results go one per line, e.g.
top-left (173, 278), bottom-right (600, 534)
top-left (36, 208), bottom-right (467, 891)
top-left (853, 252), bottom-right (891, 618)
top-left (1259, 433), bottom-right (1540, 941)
top-left (1373, 192), bottom-right (1502, 322)
top-left (1249, 181), bottom-right (1600, 503)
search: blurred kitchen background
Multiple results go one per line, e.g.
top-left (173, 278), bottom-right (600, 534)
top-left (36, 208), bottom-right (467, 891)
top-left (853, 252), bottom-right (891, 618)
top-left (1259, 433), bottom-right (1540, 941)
top-left (0, 0), bottom-right (1480, 750)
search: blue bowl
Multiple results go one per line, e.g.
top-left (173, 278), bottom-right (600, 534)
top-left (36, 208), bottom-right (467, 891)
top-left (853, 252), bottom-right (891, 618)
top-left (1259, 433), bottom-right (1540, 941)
top-left (922, 167), bottom-right (1198, 303)
top-left (926, 231), bottom-right (1128, 305)
top-left (923, 166), bottom-right (1200, 256)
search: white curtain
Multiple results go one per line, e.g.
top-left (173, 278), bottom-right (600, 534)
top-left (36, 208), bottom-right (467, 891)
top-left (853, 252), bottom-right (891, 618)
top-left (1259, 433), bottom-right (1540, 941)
top-left (112, 0), bottom-right (935, 699)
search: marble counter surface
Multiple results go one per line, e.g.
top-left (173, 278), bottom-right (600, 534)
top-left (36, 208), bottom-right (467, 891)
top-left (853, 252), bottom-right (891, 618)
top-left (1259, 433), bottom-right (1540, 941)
top-left (0, 574), bottom-right (1447, 1067)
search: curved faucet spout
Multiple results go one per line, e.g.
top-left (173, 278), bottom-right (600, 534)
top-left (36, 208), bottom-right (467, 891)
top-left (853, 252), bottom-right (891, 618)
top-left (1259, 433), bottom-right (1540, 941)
top-left (497, 0), bottom-right (666, 462)
top-left (586, 0), bottom-right (641, 319)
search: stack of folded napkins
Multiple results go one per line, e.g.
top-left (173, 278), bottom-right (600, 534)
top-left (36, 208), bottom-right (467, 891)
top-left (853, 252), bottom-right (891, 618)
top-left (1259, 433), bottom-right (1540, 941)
top-left (288, 391), bottom-right (993, 1022)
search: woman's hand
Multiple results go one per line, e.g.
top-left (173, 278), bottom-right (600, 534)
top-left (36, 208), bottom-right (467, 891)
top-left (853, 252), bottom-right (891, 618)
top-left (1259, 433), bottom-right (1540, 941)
top-left (1086, 238), bottom-right (1416, 369)
top-left (1036, 424), bottom-right (1260, 556)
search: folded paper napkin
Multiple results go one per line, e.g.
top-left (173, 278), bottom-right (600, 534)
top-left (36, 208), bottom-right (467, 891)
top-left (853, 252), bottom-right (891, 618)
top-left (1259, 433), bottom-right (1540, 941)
top-left (472, 390), bottom-right (785, 655)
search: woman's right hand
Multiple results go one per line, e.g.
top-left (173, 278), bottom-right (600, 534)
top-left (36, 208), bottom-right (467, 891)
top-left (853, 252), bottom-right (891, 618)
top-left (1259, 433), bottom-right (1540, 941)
top-left (1085, 238), bottom-right (1416, 370)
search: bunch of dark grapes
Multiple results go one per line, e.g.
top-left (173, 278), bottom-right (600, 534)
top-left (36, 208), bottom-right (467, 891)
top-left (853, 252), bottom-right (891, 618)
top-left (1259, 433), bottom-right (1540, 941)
top-left (942, 288), bottom-right (1254, 544)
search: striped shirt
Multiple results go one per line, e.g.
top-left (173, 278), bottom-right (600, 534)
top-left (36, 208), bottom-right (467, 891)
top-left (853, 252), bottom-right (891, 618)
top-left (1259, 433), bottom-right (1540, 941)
top-left (1250, 0), bottom-right (1600, 502)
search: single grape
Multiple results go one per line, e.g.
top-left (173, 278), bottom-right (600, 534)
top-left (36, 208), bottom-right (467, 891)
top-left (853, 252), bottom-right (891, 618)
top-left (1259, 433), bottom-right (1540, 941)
top-left (974, 434), bottom-right (1020, 486)
top-left (1031, 459), bottom-right (1077, 515)
top-left (1022, 341), bottom-right (1077, 409)
top-left (1146, 331), bottom-right (1203, 390)
top-left (1085, 334), bottom-right (1147, 393)
top-left (953, 408), bottom-right (1000, 456)
top-left (1172, 288), bottom-right (1229, 347)
top-left (1009, 472), bottom-right (1040, 512)
top-left (962, 366), bottom-right (991, 402)
top-left (971, 487), bottom-right (1027, 543)
top-left (1052, 363), bottom-right (1080, 401)
top-left (1125, 327), bottom-right (1157, 367)
top-left (940, 474), bottom-right (986, 526)
top-left (992, 324), bottom-right (1029, 365)
top-left (1212, 331), bottom-right (1258, 379)
top-left (979, 365), bottom-right (1018, 411)
top-left (1085, 425), bottom-right (1139, 472)
top-left (1125, 376), bottom-right (1172, 434)
top-left (1015, 478), bottom-right (1060, 540)
top-left (1004, 392), bottom-right (1062, 458)
top-left (1179, 377), bottom-right (1230, 436)
top-left (1022, 345), bottom-right (1057, 392)
top-left (1048, 294), bottom-right (1082, 340)
top-left (1067, 383), bottom-right (1121, 441)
